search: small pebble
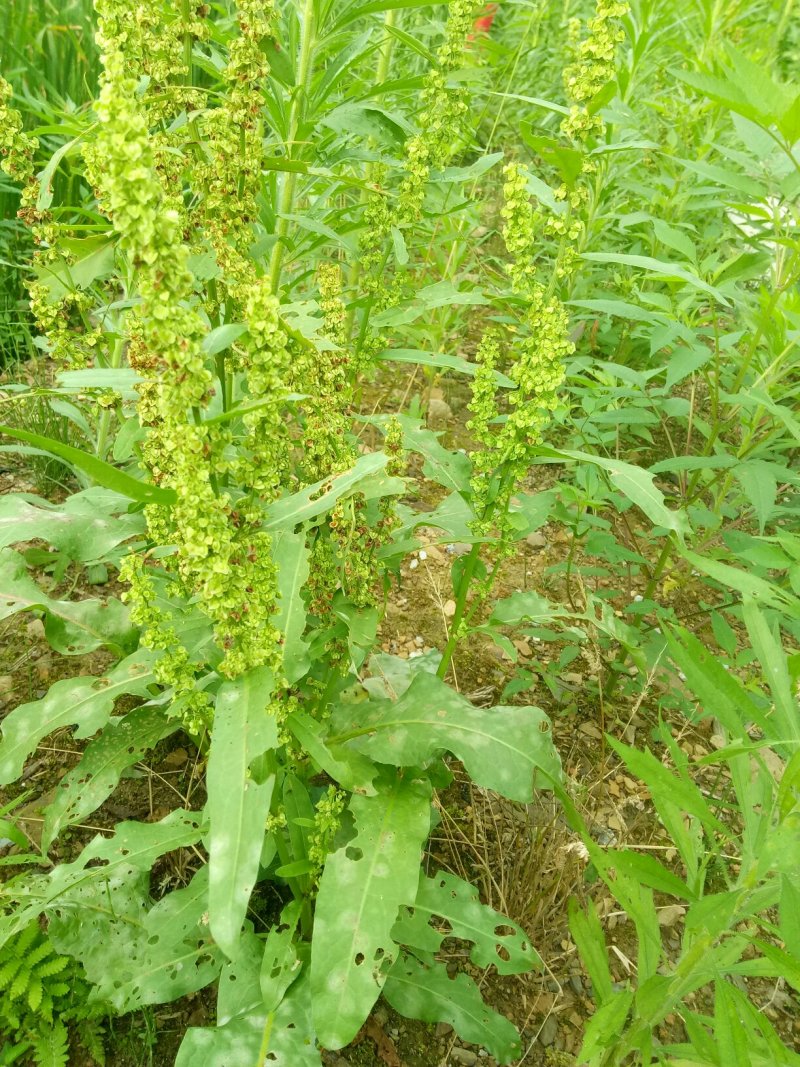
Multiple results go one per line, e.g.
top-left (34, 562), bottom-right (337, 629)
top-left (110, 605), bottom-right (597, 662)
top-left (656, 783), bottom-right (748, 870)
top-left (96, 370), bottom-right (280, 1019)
top-left (568, 974), bottom-right (583, 996)
top-left (447, 542), bottom-right (471, 557)
top-left (526, 530), bottom-right (547, 549)
top-left (451, 1049), bottom-right (478, 1066)
top-left (538, 1016), bottom-right (558, 1047)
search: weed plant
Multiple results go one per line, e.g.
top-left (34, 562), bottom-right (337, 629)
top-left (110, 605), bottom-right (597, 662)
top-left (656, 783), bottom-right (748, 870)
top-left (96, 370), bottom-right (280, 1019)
top-left (0, 1), bottom-right (797, 1065)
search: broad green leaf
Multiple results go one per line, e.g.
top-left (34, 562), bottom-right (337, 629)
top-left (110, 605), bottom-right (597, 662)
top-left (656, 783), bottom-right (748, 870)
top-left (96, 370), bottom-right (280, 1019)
top-left (32, 235), bottom-right (116, 302)
top-left (49, 867), bottom-right (220, 1012)
top-left (383, 953), bottom-right (521, 1064)
top-left (176, 974), bottom-right (319, 1066)
top-left (569, 898), bottom-right (613, 1006)
top-left (271, 528), bottom-right (311, 684)
top-left (394, 415), bottom-right (471, 493)
top-left (569, 298), bottom-right (664, 325)
top-left (330, 673), bottom-right (560, 803)
top-left (42, 706), bottom-right (175, 851)
top-left (0, 424), bottom-right (175, 505)
top-left (579, 990), bottom-right (634, 1061)
top-left (263, 452), bottom-right (403, 531)
top-left (0, 547), bottom-right (135, 655)
top-left (208, 667), bottom-right (278, 959)
top-left (581, 252), bottom-right (729, 305)
top-left (0, 488), bottom-right (144, 561)
top-left (653, 218), bottom-right (696, 262)
top-left (0, 649), bottom-right (157, 786)
top-left (311, 776), bottom-right (431, 1048)
top-left (393, 871), bottom-right (541, 975)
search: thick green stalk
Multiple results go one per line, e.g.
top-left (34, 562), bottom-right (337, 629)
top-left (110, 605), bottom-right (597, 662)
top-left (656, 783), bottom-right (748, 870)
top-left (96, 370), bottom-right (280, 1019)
top-left (94, 335), bottom-right (124, 461)
top-left (268, 0), bottom-right (317, 294)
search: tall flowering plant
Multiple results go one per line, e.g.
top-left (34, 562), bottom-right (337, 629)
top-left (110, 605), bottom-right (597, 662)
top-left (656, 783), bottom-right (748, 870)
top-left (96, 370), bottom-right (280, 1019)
top-left (0, 0), bottom-right (626, 1061)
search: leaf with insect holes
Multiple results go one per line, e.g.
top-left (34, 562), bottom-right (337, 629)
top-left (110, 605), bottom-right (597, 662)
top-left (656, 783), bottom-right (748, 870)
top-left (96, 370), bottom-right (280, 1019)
top-left (0, 488), bottom-right (145, 562)
top-left (0, 649), bottom-right (157, 785)
top-left (0, 547), bottom-right (135, 655)
top-left (208, 667), bottom-right (278, 960)
top-left (176, 972), bottom-right (319, 1067)
top-left (260, 901), bottom-right (303, 1012)
top-left (263, 452), bottom-right (403, 531)
top-left (329, 673), bottom-right (561, 803)
top-left (49, 867), bottom-right (221, 1012)
top-left (41, 706), bottom-right (178, 851)
top-left (392, 871), bottom-right (541, 975)
top-left (383, 953), bottom-right (522, 1064)
top-left (311, 775), bottom-right (431, 1049)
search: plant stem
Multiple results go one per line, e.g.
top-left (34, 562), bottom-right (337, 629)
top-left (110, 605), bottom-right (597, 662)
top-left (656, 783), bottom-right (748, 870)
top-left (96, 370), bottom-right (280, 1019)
top-left (95, 335), bottom-right (123, 461)
top-left (268, 0), bottom-right (316, 295)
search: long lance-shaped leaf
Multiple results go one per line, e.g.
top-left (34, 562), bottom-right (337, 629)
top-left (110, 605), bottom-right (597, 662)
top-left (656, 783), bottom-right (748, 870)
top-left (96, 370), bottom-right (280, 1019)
top-left (329, 673), bottom-right (561, 803)
top-left (41, 706), bottom-right (178, 851)
top-left (0, 424), bottom-right (175, 505)
top-left (383, 953), bottom-right (522, 1064)
top-left (0, 649), bottom-right (157, 786)
top-left (208, 666), bottom-right (278, 960)
top-left (0, 547), bottom-right (135, 655)
top-left (271, 528), bottom-right (311, 684)
top-left (392, 871), bottom-right (541, 975)
top-left (176, 973), bottom-right (320, 1067)
top-left (311, 776), bottom-right (431, 1048)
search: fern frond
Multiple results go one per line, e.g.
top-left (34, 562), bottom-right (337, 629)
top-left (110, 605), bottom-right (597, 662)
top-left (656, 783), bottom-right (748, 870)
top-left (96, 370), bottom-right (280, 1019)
top-left (27, 973), bottom-right (43, 1013)
top-left (31, 1020), bottom-right (69, 1067)
top-left (34, 956), bottom-right (69, 980)
top-left (77, 1017), bottom-right (106, 1066)
top-left (9, 966), bottom-right (31, 1001)
top-left (0, 956), bottom-right (24, 990)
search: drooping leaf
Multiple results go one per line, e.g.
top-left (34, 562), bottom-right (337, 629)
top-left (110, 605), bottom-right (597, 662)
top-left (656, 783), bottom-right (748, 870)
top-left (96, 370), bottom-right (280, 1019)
top-left (0, 547), bottom-right (135, 655)
top-left (581, 252), bottom-right (729, 305)
top-left (393, 871), bottom-right (541, 975)
top-left (329, 673), bottom-right (561, 802)
top-left (311, 776), bottom-right (431, 1048)
top-left (41, 706), bottom-right (177, 851)
top-left (208, 667), bottom-right (278, 959)
top-left (393, 415), bottom-right (471, 493)
top-left (383, 953), bottom-right (521, 1064)
top-left (537, 447), bottom-right (690, 535)
top-left (0, 649), bottom-right (157, 786)
top-left (0, 424), bottom-right (175, 505)
top-left (0, 488), bottom-right (145, 561)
